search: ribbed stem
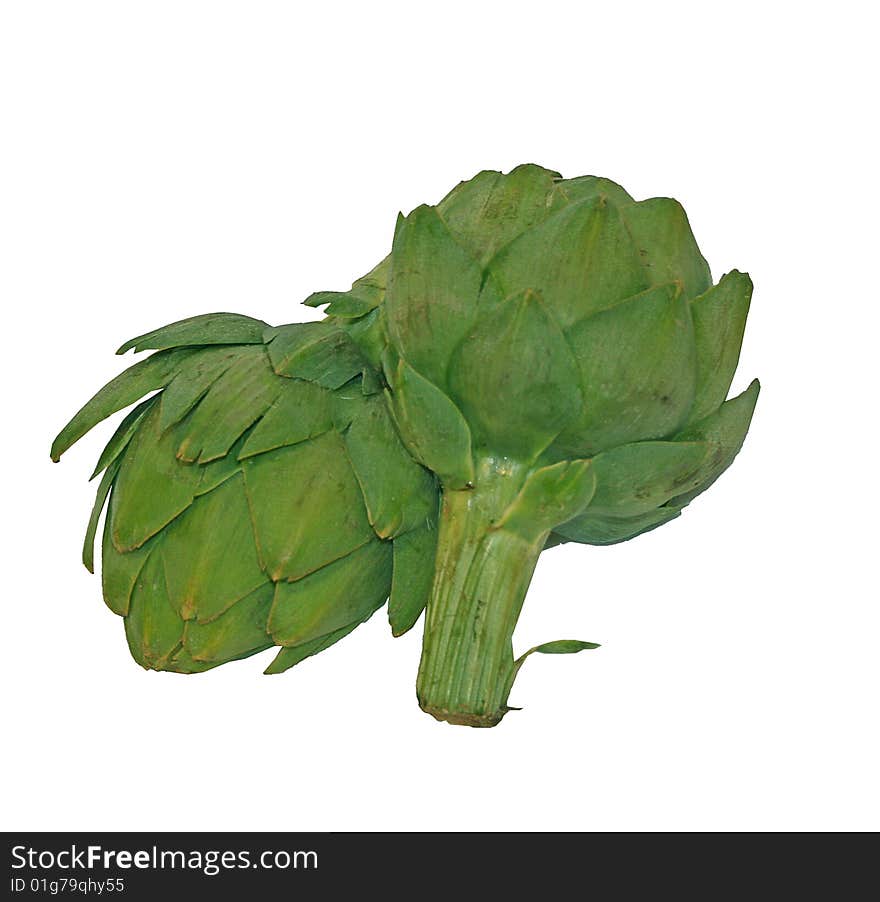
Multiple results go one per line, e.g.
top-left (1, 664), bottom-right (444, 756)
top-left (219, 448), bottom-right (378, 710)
top-left (416, 457), bottom-right (546, 727)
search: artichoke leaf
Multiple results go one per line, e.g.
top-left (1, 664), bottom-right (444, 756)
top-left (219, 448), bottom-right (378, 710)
top-left (620, 197), bottom-right (712, 301)
top-left (90, 397), bottom-right (157, 480)
top-left (124, 550), bottom-right (185, 670)
top-left (109, 404), bottom-right (203, 552)
top-left (389, 520), bottom-right (438, 637)
top-left (159, 346), bottom-right (243, 430)
top-left (667, 379), bottom-right (760, 506)
top-left (688, 270), bottom-right (753, 424)
top-left (267, 539), bottom-right (392, 646)
top-left (163, 647), bottom-right (221, 674)
top-left (264, 321), bottom-right (369, 389)
top-left (183, 582), bottom-right (274, 663)
top-left (448, 288), bottom-right (582, 461)
top-left (551, 175), bottom-right (634, 208)
top-left (101, 518), bottom-right (151, 616)
top-left (331, 383), bottom-right (369, 433)
top-left (516, 638), bottom-right (601, 662)
top-left (559, 282), bottom-right (697, 456)
top-left (350, 256), bottom-right (390, 299)
top-left (304, 256), bottom-right (389, 317)
top-left (161, 473), bottom-right (266, 623)
top-left (385, 204), bottom-right (488, 390)
top-left (116, 312), bottom-right (269, 355)
top-left (241, 430), bottom-right (375, 581)
top-left (340, 307), bottom-right (387, 373)
top-left (51, 348), bottom-right (197, 462)
top-left (487, 195), bottom-right (650, 329)
top-left (436, 164), bottom-right (561, 265)
top-left (174, 346), bottom-right (281, 463)
top-left (344, 394), bottom-right (437, 539)
top-left (304, 291), bottom-right (376, 319)
top-left (237, 378), bottom-right (333, 460)
top-left (556, 506), bottom-right (683, 546)
top-left (588, 440), bottom-right (713, 518)
top-left (497, 459), bottom-right (596, 544)
top-left (193, 435), bottom-right (248, 499)
top-left (505, 639), bottom-right (601, 700)
top-left (82, 458), bottom-right (120, 573)
top-left (384, 357), bottom-right (474, 489)
top-left (264, 619), bottom-right (363, 675)
top-left (543, 534), bottom-right (568, 550)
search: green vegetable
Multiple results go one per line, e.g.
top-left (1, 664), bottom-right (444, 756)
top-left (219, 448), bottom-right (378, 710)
top-left (52, 165), bottom-right (759, 727)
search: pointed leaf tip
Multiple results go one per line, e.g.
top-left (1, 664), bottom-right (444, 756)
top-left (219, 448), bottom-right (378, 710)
top-left (82, 460), bottom-right (119, 573)
top-left (507, 638), bottom-right (600, 696)
top-left (116, 312), bottom-right (269, 355)
top-left (388, 520), bottom-right (438, 636)
top-left (515, 637), bottom-right (601, 664)
top-left (385, 203), bottom-right (486, 390)
top-left (525, 639), bottom-right (601, 656)
top-left (263, 619), bottom-right (362, 674)
top-left (688, 270), bottom-right (754, 423)
top-left (666, 378), bottom-right (760, 507)
top-left (51, 348), bottom-right (195, 462)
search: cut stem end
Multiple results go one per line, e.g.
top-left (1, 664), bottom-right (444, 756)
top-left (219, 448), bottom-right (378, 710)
top-left (415, 457), bottom-right (545, 728)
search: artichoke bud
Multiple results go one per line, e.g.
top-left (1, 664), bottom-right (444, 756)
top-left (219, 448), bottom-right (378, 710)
top-left (380, 168), bottom-right (729, 485)
top-left (52, 164), bottom-right (759, 727)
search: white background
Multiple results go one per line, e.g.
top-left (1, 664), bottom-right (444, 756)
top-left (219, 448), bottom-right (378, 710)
top-left (2, 1), bottom-right (877, 832)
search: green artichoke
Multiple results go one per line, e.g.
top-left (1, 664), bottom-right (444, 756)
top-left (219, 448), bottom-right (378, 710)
top-left (52, 164), bottom-right (758, 726)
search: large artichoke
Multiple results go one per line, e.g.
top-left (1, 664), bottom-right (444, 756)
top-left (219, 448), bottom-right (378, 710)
top-left (52, 164), bottom-right (758, 726)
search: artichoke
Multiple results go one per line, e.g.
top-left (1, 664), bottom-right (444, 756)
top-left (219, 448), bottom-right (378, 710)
top-left (52, 164), bottom-right (758, 726)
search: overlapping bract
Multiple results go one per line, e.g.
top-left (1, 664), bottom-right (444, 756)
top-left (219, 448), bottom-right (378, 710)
top-left (53, 315), bottom-right (438, 674)
top-left (53, 164), bottom-right (758, 678)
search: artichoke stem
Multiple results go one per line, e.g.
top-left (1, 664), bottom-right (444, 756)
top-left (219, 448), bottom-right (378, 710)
top-left (416, 458), bottom-right (545, 727)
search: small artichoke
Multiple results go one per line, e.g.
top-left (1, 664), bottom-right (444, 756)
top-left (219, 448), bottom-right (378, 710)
top-left (52, 165), bottom-right (758, 726)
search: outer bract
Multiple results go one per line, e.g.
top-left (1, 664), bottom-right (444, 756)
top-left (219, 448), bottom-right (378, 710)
top-left (53, 165), bottom-right (758, 727)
